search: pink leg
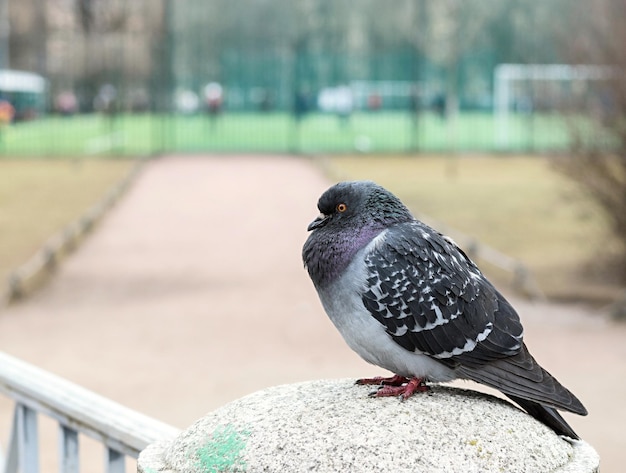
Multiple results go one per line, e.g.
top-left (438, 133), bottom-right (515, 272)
top-left (369, 377), bottom-right (429, 401)
top-left (355, 374), bottom-right (408, 386)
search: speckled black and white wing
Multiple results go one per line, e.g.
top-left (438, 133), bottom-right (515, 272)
top-left (362, 221), bottom-right (522, 362)
top-left (361, 221), bottom-right (586, 416)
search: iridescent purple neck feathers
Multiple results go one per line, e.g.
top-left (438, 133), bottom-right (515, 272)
top-left (303, 181), bottom-right (414, 287)
top-left (303, 224), bottom-right (384, 287)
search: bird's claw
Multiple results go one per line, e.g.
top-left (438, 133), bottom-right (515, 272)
top-left (356, 374), bottom-right (409, 386)
top-left (364, 376), bottom-right (429, 401)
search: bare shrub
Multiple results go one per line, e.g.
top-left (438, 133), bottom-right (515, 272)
top-left (557, 0), bottom-right (626, 284)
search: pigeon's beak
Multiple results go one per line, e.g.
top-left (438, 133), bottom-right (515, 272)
top-left (307, 214), bottom-right (329, 231)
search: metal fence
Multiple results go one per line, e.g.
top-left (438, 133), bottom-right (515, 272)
top-left (0, 0), bottom-right (613, 156)
top-left (0, 351), bottom-right (180, 473)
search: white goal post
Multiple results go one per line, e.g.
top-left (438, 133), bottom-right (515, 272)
top-left (493, 64), bottom-right (613, 149)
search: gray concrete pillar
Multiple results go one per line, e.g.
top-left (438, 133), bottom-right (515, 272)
top-left (138, 379), bottom-right (599, 472)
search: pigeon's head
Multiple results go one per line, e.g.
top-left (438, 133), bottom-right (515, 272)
top-left (307, 181), bottom-right (413, 233)
top-left (303, 181), bottom-right (413, 286)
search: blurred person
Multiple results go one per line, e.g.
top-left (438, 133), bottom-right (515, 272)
top-left (409, 86), bottom-right (422, 113)
top-left (259, 89), bottom-right (273, 112)
top-left (335, 85), bottom-right (353, 126)
top-left (367, 93), bottom-right (382, 111)
top-left (204, 82), bottom-right (223, 114)
top-left (55, 91), bottom-right (79, 116)
top-left (432, 93), bottom-right (446, 120)
top-left (204, 82), bottom-right (223, 129)
top-left (294, 87), bottom-right (311, 121)
top-left (0, 97), bottom-right (15, 145)
top-left (94, 84), bottom-right (117, 114)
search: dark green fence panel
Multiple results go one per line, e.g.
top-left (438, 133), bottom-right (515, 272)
top-left (0, 0), bottom-right (607, 156)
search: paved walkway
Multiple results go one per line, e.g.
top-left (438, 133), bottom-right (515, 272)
top-left (0, 155), bottom-right (623, 471)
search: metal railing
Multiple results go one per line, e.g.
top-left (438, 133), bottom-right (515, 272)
top-left (0, 351), bottom-right (180, 472)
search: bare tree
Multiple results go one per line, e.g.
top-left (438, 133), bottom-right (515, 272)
top-left (556, 0), bottom-right (626, 286)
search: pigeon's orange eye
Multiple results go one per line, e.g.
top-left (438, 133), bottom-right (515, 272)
top-left (336, 203), bottom-right (347, 213)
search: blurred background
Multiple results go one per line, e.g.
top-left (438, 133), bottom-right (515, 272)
top-left (4, 0), bottom-right (625, 312)
top-left (1, 0), bottom-right (626, 471)
top-left (0, 0), bottom-right (624, 154)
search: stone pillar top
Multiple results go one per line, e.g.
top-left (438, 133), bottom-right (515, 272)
top-left (138, 379), bottom-right (599, 473)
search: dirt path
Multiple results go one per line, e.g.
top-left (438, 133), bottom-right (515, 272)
top-left (0, 155), bottom-right (623, 471)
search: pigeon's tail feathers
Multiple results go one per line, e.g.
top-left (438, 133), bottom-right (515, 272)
top-left (506, 394), bottom-right (580, 439)
top-left (456, 345), bottom-right (587, 416)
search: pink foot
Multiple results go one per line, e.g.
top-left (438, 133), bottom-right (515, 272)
top-left (355, 374), bottom-right (409, 386)
top-left (367, 377), bottom-right (429, 401)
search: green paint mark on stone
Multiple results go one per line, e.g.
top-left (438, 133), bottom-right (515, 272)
top-left (196, 424), bottom-right (250, 473)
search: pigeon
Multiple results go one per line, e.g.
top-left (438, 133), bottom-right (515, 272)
top-left (302, 180), bottom-right (588, 439)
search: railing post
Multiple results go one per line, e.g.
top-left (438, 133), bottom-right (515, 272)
top-left (17, 404), bottom-right (39, 473)
top-left (59, 425), bottom-right (79, 473)
top-left (106, 448), bottom-right (125, 473)
top-left (2, 406), bottom-right (19, 473)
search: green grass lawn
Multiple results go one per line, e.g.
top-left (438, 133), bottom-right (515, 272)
top-left (322, 154), bottom-right (624, 304)
top-left (0, 159), bottom-right (135, 285)
top-left (0, 111), bottom-right (577, 156)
